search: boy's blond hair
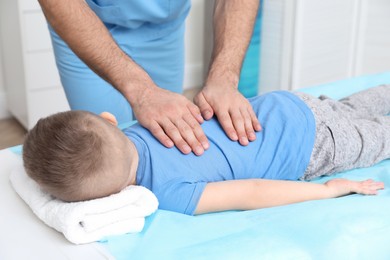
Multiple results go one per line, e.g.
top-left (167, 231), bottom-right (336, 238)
top-left (23, 111), bottom-right (110, 201)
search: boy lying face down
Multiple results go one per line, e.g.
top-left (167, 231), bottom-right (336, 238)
top-left (23, 86), bottom-right (390, 215)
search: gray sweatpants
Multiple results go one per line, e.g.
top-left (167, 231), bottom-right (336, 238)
top-left (295, 85), bottom-right (390, 181)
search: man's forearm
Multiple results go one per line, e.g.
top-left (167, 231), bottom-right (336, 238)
top-left (193, 0), bottom-right (261, 145)
top-left (39, 0), bottom-right (211, 155)
top-left (207, 0), bottom-right (260, 87)
top-left (38, 0), bottom-right (154, 104)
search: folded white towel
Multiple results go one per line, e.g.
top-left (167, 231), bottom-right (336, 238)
top-left (9, 164), bottom-right (158, 244)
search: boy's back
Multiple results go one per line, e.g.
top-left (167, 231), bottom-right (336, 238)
top-left (124, 91), bottom-right (316, 214)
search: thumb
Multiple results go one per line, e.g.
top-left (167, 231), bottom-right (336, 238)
top-left (194, 92), bottom-right (214, 120)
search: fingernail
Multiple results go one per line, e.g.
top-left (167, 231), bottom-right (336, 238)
top-left (240, 137), bottom-right (249, 145)
top-left (202, 141), bottom-right (209, 150)
top-left (231, 133), bottom-right (238, 141)
top-left (249, 132), bottom-right (256, 140)
top-left (194, 146), bottom-right (204, 156)
top-left (256, 124), bottom-right (262, 131)
top-left (182, 145), bottom-right (191, 154)
top-left (166, 140), bottom-right (174, 147)
top-left (197, 114), bottom-right (204, 123)
top-left (204, 111), bottom-right (212, 119)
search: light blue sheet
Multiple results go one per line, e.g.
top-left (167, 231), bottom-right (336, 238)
top-left (12, 72), bottom-right (390, 259)
top-left (99, 72), bottom-right (390, 259)
top-left (103, 165), bottom-right (390, 259)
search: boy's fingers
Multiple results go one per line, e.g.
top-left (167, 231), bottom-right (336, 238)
top-left (358, 180), bottom-right (384, 195)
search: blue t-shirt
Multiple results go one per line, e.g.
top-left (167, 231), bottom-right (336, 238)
top-left (123, 91), bottom-right (316, 215)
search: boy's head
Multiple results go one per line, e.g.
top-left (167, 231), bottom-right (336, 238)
top-left (23, 111), bottom-right (137, 202)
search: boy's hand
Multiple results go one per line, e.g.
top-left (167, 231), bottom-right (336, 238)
top-left (325, 178), bottom-right (385, 197)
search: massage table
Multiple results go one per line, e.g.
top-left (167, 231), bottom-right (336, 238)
top-left (1, 72), bottom-right (390, 259)
top-left (0, 148), bottom-right (114, 259)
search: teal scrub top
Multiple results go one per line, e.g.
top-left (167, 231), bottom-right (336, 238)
top-left (86, 0), bottom-right (191, 42)
top-left (50, 0), bottom-right (191, 124)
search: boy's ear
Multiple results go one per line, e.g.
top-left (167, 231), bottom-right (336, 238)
top-left (100, 112), bottom-right (118, 126)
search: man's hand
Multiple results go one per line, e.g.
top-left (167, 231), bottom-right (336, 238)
top-left (194, 85), bottom-right (261, 146)
top-left (325, 178), bottom-right (384, 197)
top-left (196, 0), bottom-right (261, 146)
top-left (132, 87), bottom-right (209, 155)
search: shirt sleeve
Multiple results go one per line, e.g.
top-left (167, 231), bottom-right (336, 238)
top-left (154, 180), bottom-right (208, 215)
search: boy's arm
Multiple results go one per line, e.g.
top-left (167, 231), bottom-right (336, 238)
top-left (195, 178), bottom-right (384, 215)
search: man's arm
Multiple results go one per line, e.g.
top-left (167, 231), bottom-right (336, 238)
top-left (195, 178), bottom-right (384, 215)
top-left (38, 0), bottom-right (209, 155)
top-left (194, 0), bottom-right (261, 146)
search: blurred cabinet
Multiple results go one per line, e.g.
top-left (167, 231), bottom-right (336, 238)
top-left (0, 0), bottom-right (69, 129)
top-left (259, 0), bottom-right (390, 92)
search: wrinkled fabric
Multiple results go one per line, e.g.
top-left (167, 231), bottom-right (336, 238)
top-left (101, 72), bottom-right (390, 259)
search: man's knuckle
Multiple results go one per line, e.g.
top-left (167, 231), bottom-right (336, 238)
top-left (148, 124), bottom-right (161, 134)
top-left (234, 118), bottom-right (244, 125)
top-left (165, 125), bottom-right (177, 133)
top-left (180, 124), bottom-right (192, 133)
top-left (187, 120), bottom-right (199, 130)
top-left (219, 114), bottom-right (230, 122)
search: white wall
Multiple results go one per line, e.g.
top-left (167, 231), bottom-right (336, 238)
top-left (0, 39), bottom-right (10, 119)
top-left (259, 0), bottom-right (296, 92)
top-left (260, 0), bottom-right (390, 92)
top-left (0, 41), bottom-right (4, 92)
top-left (184, 0), bottom-right (213, 90)
top-left (354, 0), bottom-right (390, 75)
top-left (184, 0), bottom-right (204, 89)
top-left (291, 0), bottom-right (359, 89)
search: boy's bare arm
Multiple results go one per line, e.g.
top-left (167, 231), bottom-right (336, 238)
top-left (195, 178), bottom-right (384, 215)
